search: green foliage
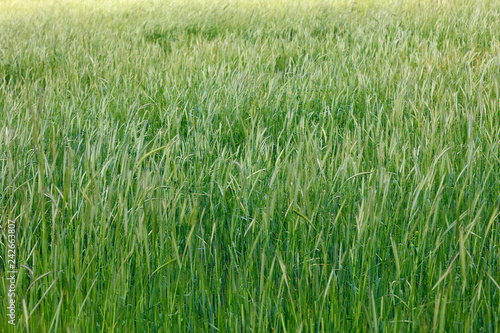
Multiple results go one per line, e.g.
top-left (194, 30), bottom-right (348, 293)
top-left (1, 0), bottom-right (500, 331)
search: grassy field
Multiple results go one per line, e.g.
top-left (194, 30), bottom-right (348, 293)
top-left (1, 0), bottom-right (500, 331)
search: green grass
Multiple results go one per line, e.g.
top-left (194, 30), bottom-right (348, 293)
top-left (1, 0), bottom-right (500, 331)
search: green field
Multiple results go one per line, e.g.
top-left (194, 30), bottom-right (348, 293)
top-left (1, 0), bottom-right (500, 331)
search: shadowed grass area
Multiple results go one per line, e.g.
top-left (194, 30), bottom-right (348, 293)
top-left (1, 0), bottom-right (500, 331)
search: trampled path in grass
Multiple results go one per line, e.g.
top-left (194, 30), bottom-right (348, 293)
top-left (1, 0), bottom-right (500, 331)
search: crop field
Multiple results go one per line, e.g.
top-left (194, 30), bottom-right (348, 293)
top-left (1, 0), bottom-right (500, 331)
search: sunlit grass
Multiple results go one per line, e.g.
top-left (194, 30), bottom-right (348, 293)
top-left (1, 0), bottom-right (500, 331)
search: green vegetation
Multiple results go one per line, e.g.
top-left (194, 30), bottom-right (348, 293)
top-left (1, 0), bottom-right (500, 331)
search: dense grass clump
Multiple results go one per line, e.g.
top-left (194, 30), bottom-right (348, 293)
top-left (1, 0), bottom-right (500, 331)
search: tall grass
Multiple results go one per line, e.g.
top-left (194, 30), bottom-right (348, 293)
top-left (1, 0), bottom-right (500, 331)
